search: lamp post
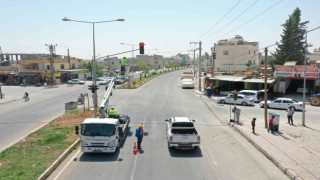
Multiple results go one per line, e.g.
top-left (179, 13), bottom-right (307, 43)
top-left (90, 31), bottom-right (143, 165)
top-left (302, 30), bottom-right (308, 127)
top-left (63, 17), bottom-right (125, 117)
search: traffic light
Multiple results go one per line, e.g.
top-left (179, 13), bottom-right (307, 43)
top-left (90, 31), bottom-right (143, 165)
top-left (233, 90), bottom-right (238, 101)
top-left (88, 85), bottom-right (99, 93)
top-left (139, 42), bottom-right (144, 54)
top-left (212, 53), bottom-right (216, 60)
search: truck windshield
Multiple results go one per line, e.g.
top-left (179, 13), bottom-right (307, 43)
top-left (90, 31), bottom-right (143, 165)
top-left (81, 124), bottom-right (115, 136)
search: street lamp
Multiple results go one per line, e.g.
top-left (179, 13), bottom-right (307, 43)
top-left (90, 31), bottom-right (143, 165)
top-left (63, 17), bottom-right (125, 117)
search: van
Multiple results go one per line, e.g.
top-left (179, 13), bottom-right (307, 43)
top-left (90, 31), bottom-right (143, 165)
top-left (238, 90), bottom-right (260, 102)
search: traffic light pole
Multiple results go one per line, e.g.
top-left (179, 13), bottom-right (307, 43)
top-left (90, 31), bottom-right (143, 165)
top-left (92, 23), bottom-right (98, 118)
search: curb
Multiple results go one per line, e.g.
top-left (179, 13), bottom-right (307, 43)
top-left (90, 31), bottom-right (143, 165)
top-left (38, 139), bottom-right (80, 180)
top-left (231, 125), bottom-right (300, 180)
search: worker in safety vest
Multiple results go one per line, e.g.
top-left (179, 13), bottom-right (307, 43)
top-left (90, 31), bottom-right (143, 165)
top-left (135, 123), bottom-right (144, 149)
top-left (120, 57), bottom-right (127, 75)
top-left (108, 107), bottom-right (118, 118)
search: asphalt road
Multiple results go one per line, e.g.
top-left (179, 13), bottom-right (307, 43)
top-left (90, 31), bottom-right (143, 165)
top-left (48, 69), bottom-right (287, 180)
top-left (0, 84), bottom-right (95, 151)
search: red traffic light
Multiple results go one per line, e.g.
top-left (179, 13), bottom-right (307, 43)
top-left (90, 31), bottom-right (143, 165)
top-left (88, 85), bottom-right (99, 93)
top-left (139, 42), bottom-right (144, 54)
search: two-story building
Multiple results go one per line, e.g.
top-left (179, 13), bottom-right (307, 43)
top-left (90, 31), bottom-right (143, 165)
top-left (212, 35), bottom-right (260, 72)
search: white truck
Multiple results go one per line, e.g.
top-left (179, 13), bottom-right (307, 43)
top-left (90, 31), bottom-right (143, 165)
top-left (165, 117), bottom-right (200, 150)
top-left (75, 118), bottom-right (121, 153)
top-left (74, 78), bottom-right (130, 153)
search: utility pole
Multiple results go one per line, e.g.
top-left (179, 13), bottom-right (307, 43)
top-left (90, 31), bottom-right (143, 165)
top-left (264, 48), bottom-right (268, 128)
top-left (211, 47), bottom-right (215, 77)
top-left (67, 49), bottom-right (71, 69)
top-left (302, 31), bottom-right (308, 127)
top-left (190, 41), bottom-right (202, 91)
top-left (46, 44), bottom-right (57, 86)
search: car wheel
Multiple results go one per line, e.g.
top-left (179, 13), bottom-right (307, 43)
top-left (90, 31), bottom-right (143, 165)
top-left (220, 100), bottom-right (226, 104)
top-left (241, 102), bottom-right (248, 106)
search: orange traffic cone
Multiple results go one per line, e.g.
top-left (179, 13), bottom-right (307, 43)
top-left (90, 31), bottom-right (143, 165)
top-left (133, 142), bottom-right (138, 155)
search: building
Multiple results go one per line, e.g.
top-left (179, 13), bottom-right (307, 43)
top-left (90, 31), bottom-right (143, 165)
top-left (0, 53), bottom-right (88, 85)
top-left (213, 35), bottom-right (260, 72)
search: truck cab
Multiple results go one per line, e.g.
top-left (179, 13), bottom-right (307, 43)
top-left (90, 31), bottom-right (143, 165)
top-left (76, 118), bottom-right (121, 153)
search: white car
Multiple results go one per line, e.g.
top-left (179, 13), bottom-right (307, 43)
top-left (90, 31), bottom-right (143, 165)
top-left (97, 77), bottom-right (110, 85)
top-left (259, 98), bottom-right (303, 111)
top-left (217, 94), bottom-right (254, 106)
top-left (68, 79), bottom-right (85, 84)
top-left (181, 79), bottom-right (194, 89)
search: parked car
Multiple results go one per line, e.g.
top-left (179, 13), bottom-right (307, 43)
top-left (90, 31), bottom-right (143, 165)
top-left (238, 90), bottom-right (260, 102)
top-left (181, 79), bottom-right (194, 89)
top-left (97, 77), bottom-right (110, 85)
top-left (259, 98), bottom-right (303, 111)
top-left (217, 94), bottom-right (254, 106)
top-left (68, 79), bottom-right (85, 84)
top-left (115, 78), bottom-right (125, 85)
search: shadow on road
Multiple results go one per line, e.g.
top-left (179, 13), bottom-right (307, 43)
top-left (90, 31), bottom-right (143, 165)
top-left (169, 147), bottom-right (203, 158)
top-left (78, 151), bottom-right (120, 162)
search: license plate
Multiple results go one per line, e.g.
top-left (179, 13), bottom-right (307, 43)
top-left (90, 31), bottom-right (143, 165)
top-left (93, 149), bottom-right (102, 152)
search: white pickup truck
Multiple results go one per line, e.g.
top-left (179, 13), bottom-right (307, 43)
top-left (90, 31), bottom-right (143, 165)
top-left (165, 117), bottom-right (200, 150)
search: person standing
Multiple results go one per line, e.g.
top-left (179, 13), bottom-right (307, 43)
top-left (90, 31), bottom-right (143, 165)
top-left (135, 124), bottom-right (144, 149)
top-left (287, 107), bottom-right (295, 125)
top-left (268, 116), bottom-right (274, 134)
top-left (23, 92), bottom-right (29, 102)
top-left (251, 118), bottom-right (256, 134)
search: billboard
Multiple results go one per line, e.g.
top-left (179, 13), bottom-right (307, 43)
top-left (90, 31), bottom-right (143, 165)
top-left (274, 65), bottom-right (320, 79)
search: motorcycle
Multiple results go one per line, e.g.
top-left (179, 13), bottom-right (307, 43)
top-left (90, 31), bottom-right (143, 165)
top-left (77, 96), bottom-right (84, 105)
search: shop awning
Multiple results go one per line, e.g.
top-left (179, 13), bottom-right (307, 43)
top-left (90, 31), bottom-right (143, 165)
top-left (241, 78), bottom-right (276, 84)
top-left (17, 72), bottom-right (40, 76)
top-left (209, 75), bottom-right (247, 82)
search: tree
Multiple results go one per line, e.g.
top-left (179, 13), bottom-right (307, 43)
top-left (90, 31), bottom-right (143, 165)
top-left (273, 8), bottom-right (308, 65)
top-left (80, 61), bottom-right (104, 76)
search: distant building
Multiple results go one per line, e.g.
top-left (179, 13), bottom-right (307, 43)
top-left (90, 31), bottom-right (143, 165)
top-left (212, 35), bottom-right (260, 72)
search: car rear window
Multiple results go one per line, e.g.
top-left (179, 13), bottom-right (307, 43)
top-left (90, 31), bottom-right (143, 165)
top-left (171, 129), bottom-right (197, 134)
top-left (172, 122), bottom-right (194, 127)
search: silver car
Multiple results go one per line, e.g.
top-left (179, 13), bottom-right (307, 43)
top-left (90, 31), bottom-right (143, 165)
top-left (67, 79), bottom-right (85, 84)
top-left (259, 98), bottom-right (303, 111)
top-left (217, 94), bottom-right (254, 106)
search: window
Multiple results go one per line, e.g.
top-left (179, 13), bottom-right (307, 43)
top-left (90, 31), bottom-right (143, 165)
top-left (47, 65), bottom-right (51, 70)
top-left (60, 64), bottom-right (65, 69)
top-left (71, 64), bottom-right (76, 69)
top-left (223, 50), bottom-right (229, 55)
top-left (274, 100), bottom-right (281, 103)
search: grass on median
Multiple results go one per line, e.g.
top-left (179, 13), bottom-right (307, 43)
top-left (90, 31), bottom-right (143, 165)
top-left (118, 69), bottom-right (177, 89)
top-left (0, 110), bottom-right (92, 180)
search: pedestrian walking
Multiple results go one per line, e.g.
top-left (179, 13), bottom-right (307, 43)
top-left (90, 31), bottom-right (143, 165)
top-left (251, 118), bottom-right (256, 134)
top-left (287, 107), bottom-right (295, 125)
top-left (268, 116), bottom-right (274, 134)
top-left (135, 124), bottom-right (144, 149)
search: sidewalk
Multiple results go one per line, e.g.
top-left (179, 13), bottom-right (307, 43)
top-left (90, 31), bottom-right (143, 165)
top-left (196, 90), bottom-right (320, 180)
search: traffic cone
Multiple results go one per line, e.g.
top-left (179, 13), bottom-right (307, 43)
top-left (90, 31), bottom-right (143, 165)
top-left (133, 142), bottom-right (138, 155)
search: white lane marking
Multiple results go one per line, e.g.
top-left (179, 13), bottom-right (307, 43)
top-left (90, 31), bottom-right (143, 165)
top-left (53, 149), bottom-right (81, 180)
top-left (129, 112), bottom-right (148, 180)
top-left (208, 149), bottom-right (218, 165)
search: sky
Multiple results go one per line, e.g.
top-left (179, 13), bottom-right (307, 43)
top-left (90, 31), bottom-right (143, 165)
top-left (0, 0), bottom-right (319, 60)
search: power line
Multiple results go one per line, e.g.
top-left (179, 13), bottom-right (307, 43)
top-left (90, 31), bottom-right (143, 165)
top-left (199, 0), bottom-right (242, 40)
top-left (203, 0), bottom-right (260, 42)
top-left (204, 0), bottom-right (283, 43)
